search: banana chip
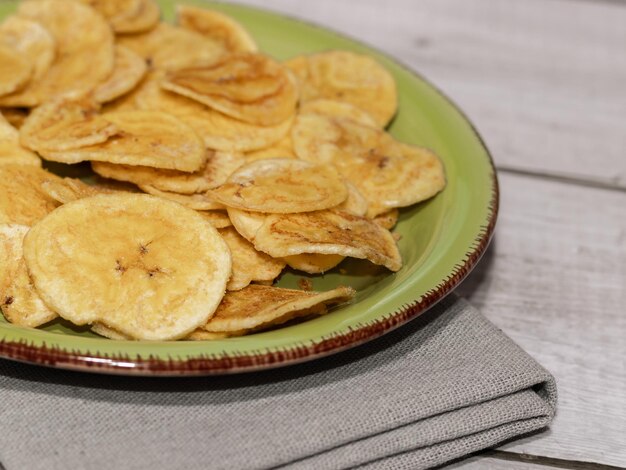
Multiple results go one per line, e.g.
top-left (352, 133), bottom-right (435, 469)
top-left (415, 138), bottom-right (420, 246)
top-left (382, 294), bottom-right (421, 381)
top-left (39, 177), bottom-right (120, 204)
top-left (0, 113), bottom-right (41, 166)
top-left (0, 164), bottom-right (61, 226)
top-left (208, 158), bottom-right (347, 213)
top-left (200, 284), bottom-right (355, 334)
top-left (20, 96), bottom-right (119, 152)
top-left (0, 16), bottom-right (55, 83)
top-left (230, 208), bottom-right (402, 272)
top-left (244, 136), bottom-right (296, 161)
top-left (197, 210), bottom-right (232, 229)
top-left (91, 322), bottom-right (132, 340)
top-left (227, 208), bottom-right (264, 241)
top-left (41, 111), bottom-right (206, 172)
top-left (134, 73), bottom-right (293, 151)
top-left (186, 329), bottom-right (233, 340)
top-left (1, 107), bottom-right (29, 129)
top-left (139, 184), bottom-right (224, 210)
top-left (0, 45), bottom-right (32, 97)
top-left (93, 46), bottom-right (148, 104)
top-left (300, 99), bottom-right (379, 128)
top-left (2, 0), bottom-right (115, 106)
top-left (0, 224), bottom-right (57, 327)
top-left (176, 5), bottom-right (257, 53)
top-left (335, 180), bottom-right (368, 216)
top-left (293, 114), bottom-right (445, 217)
top-left (162, 53), bottom-right (298, 126)
top-left (286, 51), bottom-right (397, 127)
top-left (80, 0), bottom-right (160, 34)
top-left (118, 22), bottom-right (224, 70)
top-left (23, 194), bottom-right (231, 340)
top-left (92, 150), bottom-right (245, 194)
top-left (283, 253), bottom-right (344, 274)
top-left (219, 226), bottom-right (285, 291)
top-left (373, 208), bottom-right (399, 230)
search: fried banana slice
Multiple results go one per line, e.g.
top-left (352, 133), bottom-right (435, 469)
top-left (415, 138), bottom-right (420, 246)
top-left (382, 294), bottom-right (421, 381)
top-left (0, 224), bottom-right (57, 327)
top-left (134, 72), bottom-right (292, 151)
top-left (293, 114), bottom-right (446, 217)
top-left (197, 210), bottom-right (232, 229)
top-left (230, 208), bottom-right (402, 272)
top-left (373, 208), bottom-right (399, 230)
top-left (176, 5), bottom-right (257, 53)
top-left (186, 329), bottom-right (233, 340)
top-left (23, 194), bottom-right (231, 340)
top-left (199, 284), bottom-right (354, 335)
top-left (92, 150), bottom-right (245, 194)
top-left (244, 136), bottom-right (296, 161)
top-left (40, 111), bottom-right (205, 172)
top-left (20, 96), bottom-right (118, 152)
top-left (93, 46), bottom-right (148, 104)
top-left (39, 177), bottom-right (122, 204)
top-left (0, 16), bottom-right (55, 83)
top-left (80, 0), bottom-right (160, 34)
top-left (1, 0), bottom-right (115, 107)
top-left (335, 180), bottom-right (368, 216)
top-left (0, 113), bottom-right (41, 166)
top-left (0, 164), bottom-right (61, 225)
top-left (226, 208), bottom-right (264, 241)
top-left (283, 253), bottom-right (344, 275)
top-left (300, 99), bottom-right (379, 127)
top-left (286, 51), bottom-right (397, 127)
top-left (118, 22), bottom-right (224, 70)
top-left (219, 226), bottom-right (285, 291)
top-left (208, 158), bottom-right (347, 213)
top-left (139, 184), bottom-right (224, 210)
top-left (91, 322), bottom-right (132, 340)
top-left (162, 53), bottom-right (298, 126)
top-left (0, 45), bottom-right (32, 97)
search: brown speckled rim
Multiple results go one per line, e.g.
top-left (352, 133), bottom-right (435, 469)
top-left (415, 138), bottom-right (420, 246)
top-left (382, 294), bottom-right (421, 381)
top-left (0, 5), bottom-right (499, 376)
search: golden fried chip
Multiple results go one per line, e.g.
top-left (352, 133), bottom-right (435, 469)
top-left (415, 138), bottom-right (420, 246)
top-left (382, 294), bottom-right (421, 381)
top-left (373, 208), bottom-right (399, 230)
top-left (23, 194), bottom-right (231, 340)
top-left (40, 111), bottom-right (205, 172)
top-left (197, 210), bottom-right (232, 229)
top-left (335, 180), bottom-right (368, 216)
top-left (39, 177), bottom-right (121, 204)
top-left (0, 113), bottom-right (41, 166)
top-left (0, 16), bottom-right (55, 83)
top-left (139, 184), bottom-right (224, 210)
top-left (244, 136), bottom-right (296, 161)
top-left (20, 96), bottom-right (119, 152)
top-left (92, 150), bottom-right (245, 194)
top-left (293, 114), bottom-right (446, 217)
top-left (0, 224), bottom-right (57, 327)
top-left (93, 46), bottom-right (148, 104)
top-left (176, 5), bottom-right (257, 53)
top-left (208, 158), bottom-right (347, 213)
top-left (80, 0), bottom-right (160, 34)
top-left (300, 99), bottom-right (379, 127)
top-left (118, 22), bottom-right (224, 69)
top-left (162, 53), bottom-right (298, 126)
top-left (283, 253), bottom-right (344, 274)
top-left (1, 0), bottom-right (115, 106)
top-left (225, 208), bottom-right (264, 241)
top-left (0, 45), bottom-right (32, 97)
top-left (134, 72), bottom-right (293, 151)
top-left (0, 164), bottom-right (61, 226)
top-left (186, 329), bottom-right (233, 340)
top-left (219, 226), bottom-right (285, 291)
top-left (230, 209), bottom-right (402, 271)
top-left (286, 51), bottom-right (397, 126)
top-left (200, 284), bottom-right (355, 334)
top-left (91, 322), bottom-right (132, 340)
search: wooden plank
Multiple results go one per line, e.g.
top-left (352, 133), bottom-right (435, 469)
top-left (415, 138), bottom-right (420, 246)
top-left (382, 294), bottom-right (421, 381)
top-left (455, 172), bottom-right (626, 466)
top-left (226, 0), bottom-right (626, 187)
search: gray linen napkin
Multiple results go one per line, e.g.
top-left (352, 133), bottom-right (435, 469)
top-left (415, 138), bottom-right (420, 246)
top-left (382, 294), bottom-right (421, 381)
top-left (0, 295), bottom-right (556, 470)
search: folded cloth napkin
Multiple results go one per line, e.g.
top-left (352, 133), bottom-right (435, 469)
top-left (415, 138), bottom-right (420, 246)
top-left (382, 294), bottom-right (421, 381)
top-left (0, 295), bottom-right (556, 470)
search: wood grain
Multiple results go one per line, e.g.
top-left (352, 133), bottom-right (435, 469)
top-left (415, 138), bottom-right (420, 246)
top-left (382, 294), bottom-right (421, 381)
top-left (456, 172), bottom-right (626, 466)
top-left (228, 0), bottom-right (626, 187)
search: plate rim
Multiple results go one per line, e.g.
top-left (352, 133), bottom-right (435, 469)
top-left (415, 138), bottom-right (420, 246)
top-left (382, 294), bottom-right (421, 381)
top-left (0, 3), bottom-right (499, 376)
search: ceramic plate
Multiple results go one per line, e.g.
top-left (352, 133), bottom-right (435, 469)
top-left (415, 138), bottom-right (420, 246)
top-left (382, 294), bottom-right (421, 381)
top-left (0, 0), bottom-right (498, 375)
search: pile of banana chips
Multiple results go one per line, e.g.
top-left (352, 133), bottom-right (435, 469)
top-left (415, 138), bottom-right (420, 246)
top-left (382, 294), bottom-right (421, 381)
top-left (0, 0), bottom-right (445, 341)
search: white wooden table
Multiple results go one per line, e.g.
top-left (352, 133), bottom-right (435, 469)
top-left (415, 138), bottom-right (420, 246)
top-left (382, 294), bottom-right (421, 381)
top-left (225, 0), bottom-right (626, 468)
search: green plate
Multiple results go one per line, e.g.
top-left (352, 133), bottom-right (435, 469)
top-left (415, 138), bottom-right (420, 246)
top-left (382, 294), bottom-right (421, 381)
top-left (0, 0), bottom-right (498, 375)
